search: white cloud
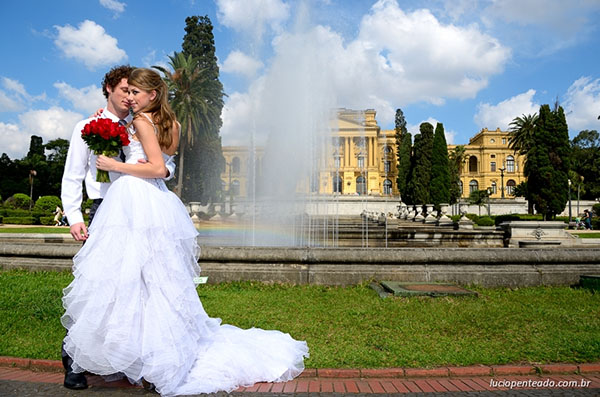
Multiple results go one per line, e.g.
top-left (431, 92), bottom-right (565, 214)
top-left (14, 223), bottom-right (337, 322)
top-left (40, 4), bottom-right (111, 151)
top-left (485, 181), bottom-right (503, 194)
top-left (0, 91), bottom-right (24, 112)
top-left (141, 49), bottom-right (170, 72)
top-left (54, 20), bottom-right (127, 70)
top-left (481, 0), bottom-right (600, 55)
top-left (221, 0), bottom-right (511, 145)
top-left (216, 0), bottom-right (290, 41)
top-left (99, 0), bottom-right (126, 15)
top-left (406, 118), bottom-right (456, 144)
top-left (3, 77), bottom-right (28, 98)
top-left (19, 107), bottom-right (83, 144)
top-left (0, 122), bottom-right (28, 158)
top-left (0, 107), bottom-right (83, 159)
top-left (474, 89), bottom-right (539, 131)
top-left (221, 50), bottom-right (264, 78)
top-left (0, 77), bottom-right (45, 112)
top-left (54, 82), bottom-right (105, 114)
top-left (563, 77), bottom-right (600, 133)
top-left (484, 0), bottom-right (597, 33)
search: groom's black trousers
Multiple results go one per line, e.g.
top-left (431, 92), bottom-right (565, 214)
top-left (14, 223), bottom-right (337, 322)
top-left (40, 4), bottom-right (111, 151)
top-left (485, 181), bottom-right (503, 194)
top-left (61, 198), bottom-right (103, 371)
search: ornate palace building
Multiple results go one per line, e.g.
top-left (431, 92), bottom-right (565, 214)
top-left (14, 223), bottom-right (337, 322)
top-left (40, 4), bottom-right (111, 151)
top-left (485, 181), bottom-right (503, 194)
top-left (220, 109), bottom-right (525, 200)
top-left (448, 128), bottom-right (525, 199)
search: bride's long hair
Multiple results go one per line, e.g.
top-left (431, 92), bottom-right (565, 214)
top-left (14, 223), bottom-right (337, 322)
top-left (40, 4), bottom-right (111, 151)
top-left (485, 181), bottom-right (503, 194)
top-left (128, 68), bottom-right (176, 150)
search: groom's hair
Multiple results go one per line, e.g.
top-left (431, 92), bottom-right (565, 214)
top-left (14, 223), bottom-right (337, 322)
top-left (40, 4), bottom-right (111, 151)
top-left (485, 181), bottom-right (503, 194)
top-left (102, 65), bottom-right (134, 99)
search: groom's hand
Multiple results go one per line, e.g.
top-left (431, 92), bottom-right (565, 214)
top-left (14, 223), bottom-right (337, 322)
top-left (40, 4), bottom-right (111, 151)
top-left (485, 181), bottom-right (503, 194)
top-left (70, 222), bottom-right (89, 241)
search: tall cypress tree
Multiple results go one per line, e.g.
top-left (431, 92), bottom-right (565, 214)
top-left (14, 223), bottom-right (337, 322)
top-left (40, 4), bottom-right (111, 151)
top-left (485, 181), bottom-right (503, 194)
top-left (180, 16), bottom-right (225, 204)
top-left (525, 104), bottom-right (571, 219)
top-left (408, 122), bottom-right (434, 204)
top-left (394, 109), bottom-right (411, 201)
top-left (429, 122), bottom-right (450, 208)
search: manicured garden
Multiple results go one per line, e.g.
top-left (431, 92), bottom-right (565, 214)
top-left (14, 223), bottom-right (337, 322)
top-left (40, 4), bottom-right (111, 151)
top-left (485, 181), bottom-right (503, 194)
top-left (1, 270), bottom-right (599, 369)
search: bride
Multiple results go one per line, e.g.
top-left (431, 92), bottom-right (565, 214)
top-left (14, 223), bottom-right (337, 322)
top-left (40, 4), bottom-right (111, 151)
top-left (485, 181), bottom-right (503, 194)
top-left (61, 68), bottom-right (308, 396)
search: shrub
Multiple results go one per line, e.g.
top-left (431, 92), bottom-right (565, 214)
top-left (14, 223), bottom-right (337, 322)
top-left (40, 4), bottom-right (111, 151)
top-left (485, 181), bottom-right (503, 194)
top-left (40, 216), bottom-right (56, 226)
top-left (465, 213), bottom-right (479, 223)
top-left (592, 203), bottom-right (600, 218)
top-left (82, 198), bottom-right (93, 213)
top-left (34, 196), bottom-right (62, 213)
top-left (4, 193), bottom-right (32, 210)
top-left (3, 209), bottom-right (30, 217)
top-left (3, 217), bottom-right (36, 225)
top-left (494, 214), bottom-right (529, 226)
top-left (477, 216), bottom-right (495, 226)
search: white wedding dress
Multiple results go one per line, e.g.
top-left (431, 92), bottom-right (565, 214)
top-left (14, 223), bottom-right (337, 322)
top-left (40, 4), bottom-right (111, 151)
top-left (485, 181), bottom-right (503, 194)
top-left (61, 119), bottom-right (309, 396)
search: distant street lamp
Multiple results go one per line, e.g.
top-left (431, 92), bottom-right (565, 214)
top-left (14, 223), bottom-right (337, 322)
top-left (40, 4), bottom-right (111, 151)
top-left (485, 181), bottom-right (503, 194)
top-left (499, 166), bottom-right (505, 198)
top-left (577, 176), bottom-right (583, 216)
top-left (568, 179), bottom-right (572, 225)
top-left (28, 170), bottom-right (36, 211)
top-left (226, 162), bottom-right (233, 214)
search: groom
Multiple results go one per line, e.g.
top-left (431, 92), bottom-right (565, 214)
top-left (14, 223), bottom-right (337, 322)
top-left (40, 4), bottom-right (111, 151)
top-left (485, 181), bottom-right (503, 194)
top-left (60, 65), bottom-right (175, 389)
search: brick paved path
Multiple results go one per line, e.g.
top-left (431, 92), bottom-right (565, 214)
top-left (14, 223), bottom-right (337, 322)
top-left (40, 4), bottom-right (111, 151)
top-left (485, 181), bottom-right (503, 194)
top-left (1, 359), bottom-right (599, 396)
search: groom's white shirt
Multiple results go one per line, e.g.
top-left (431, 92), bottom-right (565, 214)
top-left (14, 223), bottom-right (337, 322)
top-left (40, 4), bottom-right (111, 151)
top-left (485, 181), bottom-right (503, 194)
top-left (61, 109), bottom-right (176, 226)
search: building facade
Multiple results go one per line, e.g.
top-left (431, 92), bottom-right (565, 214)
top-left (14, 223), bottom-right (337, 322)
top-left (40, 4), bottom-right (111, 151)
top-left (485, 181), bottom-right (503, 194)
top-left (221, 109), bottom-right (399, 198)
top-left (448, 128), bottom-right (525, 199)
top-left (221, 111), bottom-right (525, 200)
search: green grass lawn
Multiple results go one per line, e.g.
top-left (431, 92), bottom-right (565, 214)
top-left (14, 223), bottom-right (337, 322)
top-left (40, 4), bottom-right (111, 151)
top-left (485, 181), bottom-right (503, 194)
top-left (572, 232), bottom-right (600, 239)
top-left (1, 269), bottom-right (599, 369)
top-left (0, 226), bottom-right (71, 234)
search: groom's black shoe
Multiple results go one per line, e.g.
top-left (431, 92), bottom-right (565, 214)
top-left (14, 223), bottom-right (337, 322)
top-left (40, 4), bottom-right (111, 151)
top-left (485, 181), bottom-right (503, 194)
top-left (64, 371), bottom-right (88, 390)
top-left (62, 353), bottom-right (88, 390)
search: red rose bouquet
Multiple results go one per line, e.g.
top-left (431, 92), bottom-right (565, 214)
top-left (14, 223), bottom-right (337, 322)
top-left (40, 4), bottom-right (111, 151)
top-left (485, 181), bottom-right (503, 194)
top-left (81, 118), bottom-right (130, 182)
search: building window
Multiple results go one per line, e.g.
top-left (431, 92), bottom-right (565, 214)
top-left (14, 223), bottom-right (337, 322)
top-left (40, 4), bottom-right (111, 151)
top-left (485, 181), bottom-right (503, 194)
top-left (506, 155), bottom-right (515, 172)
top-left (357, 156), bottom-right (365, 169)
top-left (491, 181), bottom-right (497, 194)
top-left (502, 138), bottom-right (506, 145)
top-left (383, 179), bottom-right (392, 195)
top-left (311, 174), bottom-right (319, 192)
top-left (490, 138), bottom-right (495, 143)
top-left (491, 154), bottom-right (496, 158)
top-left (334, 156), bottom-right (341, 169)
top-left (491, 161), bottom-right (496, 172)
top-left (356, 176), bottom-right (367, 195)
top-left (232, 157), bottom-right (240, 173)
top-left (231, 180), bottom-right (240, 196)
top-left (459, 180), bottom-right (463, 196)
top-left (384, 146), bottom-right (392, 155)
top-left (384, 161), bottom-right (390, 173)
top-left (506, 180), bottom-right (516, 196)
top-left (333, 176), bottom-right (342, 193)
top-left (469, 179), bottom-right (479, 193)
top-left (469, 156), bottom-right (478, 172)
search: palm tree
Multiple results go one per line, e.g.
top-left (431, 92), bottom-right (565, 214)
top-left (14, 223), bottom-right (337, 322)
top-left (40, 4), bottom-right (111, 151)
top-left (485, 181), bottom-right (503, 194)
top-left (153, 52), bottom-right (224, 197)
top-left (448, 145), bottom-right (466, 204)
top-left (508, 113), bottom-right (538, 156)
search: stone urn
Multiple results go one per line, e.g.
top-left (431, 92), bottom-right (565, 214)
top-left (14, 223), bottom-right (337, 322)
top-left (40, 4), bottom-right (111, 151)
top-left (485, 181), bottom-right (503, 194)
top-left (424, 204), bottom-right (437, 224)
top-left (414, 205), bottom-right (425, 222)
top-left (437, 203), bottom-right (453, 226)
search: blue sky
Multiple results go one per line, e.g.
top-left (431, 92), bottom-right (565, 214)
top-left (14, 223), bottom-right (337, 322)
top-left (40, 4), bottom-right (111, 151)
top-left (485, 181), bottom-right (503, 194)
top-left (1, 0), bottom-right (599, 159)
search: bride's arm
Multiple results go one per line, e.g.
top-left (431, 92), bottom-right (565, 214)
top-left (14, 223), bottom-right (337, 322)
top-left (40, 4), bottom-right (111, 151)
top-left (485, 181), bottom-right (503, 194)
top-left (96, 117), bottom-right (167, 178)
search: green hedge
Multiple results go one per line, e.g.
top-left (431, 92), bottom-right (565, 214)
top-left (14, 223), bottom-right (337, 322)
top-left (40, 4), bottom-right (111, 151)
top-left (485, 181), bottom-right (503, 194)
top-left (3, 193), bottom-right (32, 210)
top-left (40, 216), bottom-right (56, 226)
top-left (0, 209), bottom-right (45, 224)
top-left (494, 214), bottom-right (522, 226)
top-left (477, 216), bottom-right (494, 226)
top-left (33, 196), bottom-right (62, 213)
top-left (3, 217), bottom-right (36, 225)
